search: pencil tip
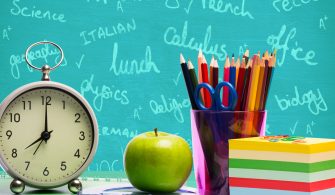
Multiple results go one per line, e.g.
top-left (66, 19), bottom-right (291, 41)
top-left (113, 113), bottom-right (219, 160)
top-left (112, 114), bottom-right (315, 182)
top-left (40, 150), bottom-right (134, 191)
top-left (202, 54), bottom-right (207, 64)
top-left (198, 49), bottom-right (203, 57)
top-left (180, 53), bottom-right (185, 64)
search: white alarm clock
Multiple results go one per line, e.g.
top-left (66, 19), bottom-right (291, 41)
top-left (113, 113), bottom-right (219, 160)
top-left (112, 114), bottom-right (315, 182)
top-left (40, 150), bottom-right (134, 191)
top-left (0, 41), bottom-right (98, 194)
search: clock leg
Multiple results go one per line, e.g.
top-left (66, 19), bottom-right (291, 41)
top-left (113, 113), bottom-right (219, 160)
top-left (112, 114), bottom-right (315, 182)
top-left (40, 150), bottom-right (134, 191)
top-left (68, 179), bottom-right (82, 194)
top-left (10, 179), bottom-right (25, 194)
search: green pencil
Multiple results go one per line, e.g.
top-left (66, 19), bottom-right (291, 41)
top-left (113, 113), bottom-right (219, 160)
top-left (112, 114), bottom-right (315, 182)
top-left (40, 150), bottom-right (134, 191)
top-left (187, 59), bottom-right (202, 105)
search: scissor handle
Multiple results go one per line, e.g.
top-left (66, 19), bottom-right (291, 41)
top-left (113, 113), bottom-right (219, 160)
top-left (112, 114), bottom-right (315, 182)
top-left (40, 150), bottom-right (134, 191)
top-left (215, 82), bottom-right (238, 111)
top-left (194, 83), bottom-right (215, 110)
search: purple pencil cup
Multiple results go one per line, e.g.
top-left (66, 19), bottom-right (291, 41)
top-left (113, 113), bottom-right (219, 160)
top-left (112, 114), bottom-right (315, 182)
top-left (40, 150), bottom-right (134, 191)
top-left (191, 110), bottom-right (267, 195)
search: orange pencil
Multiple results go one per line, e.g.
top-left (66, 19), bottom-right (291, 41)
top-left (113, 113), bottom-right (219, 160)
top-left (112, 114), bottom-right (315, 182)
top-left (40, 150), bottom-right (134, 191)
top-left (254, 57), bottom-right (266, 111)
top-left (198, 50), bottom-right (205, 101)
top-left (246, 54), bottom-right (261, 111)
top-left (235, 57), bottom-right (240, 87)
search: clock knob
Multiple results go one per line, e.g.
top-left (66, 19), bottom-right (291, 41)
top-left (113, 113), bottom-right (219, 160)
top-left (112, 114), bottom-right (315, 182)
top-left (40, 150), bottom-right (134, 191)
top-left (10, 179), bottom-right (25, 194)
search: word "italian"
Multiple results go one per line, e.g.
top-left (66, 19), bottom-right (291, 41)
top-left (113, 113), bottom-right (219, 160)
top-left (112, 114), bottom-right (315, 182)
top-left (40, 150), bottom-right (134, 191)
top-left (109, 42), bottom-right (160, 76)
top-left (273, 0), bottom-right (318, 12)
top-left (10, 0), bottom-right (66, 23)
top-left (80, 18), bottom-right (136, 46)
top-left (149, 94), bottom-right (190, 123)
top-left (267, 24), bottom-right (317, 66)
top-left (201, 0), bottom-right (254, 20)
top-left (81, 74), bottom-right (130, 112)
top-left (164, 21), bottom-right (228, 61)
top-left (275, 86), bottom-right (327, 115)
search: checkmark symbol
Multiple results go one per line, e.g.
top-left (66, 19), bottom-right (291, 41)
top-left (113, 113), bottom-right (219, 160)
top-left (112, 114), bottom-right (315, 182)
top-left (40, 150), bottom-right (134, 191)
top-left (184, 0), bottom-right (193, 14)
top-left (76, 54), bottom-right (85, 69)
top-left (173, 71), bottom-right (182, 86)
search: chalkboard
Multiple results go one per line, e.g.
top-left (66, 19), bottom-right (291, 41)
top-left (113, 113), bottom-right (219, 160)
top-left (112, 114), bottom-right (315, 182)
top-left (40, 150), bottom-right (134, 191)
top-left (0, 0), bottom-right (334, 177)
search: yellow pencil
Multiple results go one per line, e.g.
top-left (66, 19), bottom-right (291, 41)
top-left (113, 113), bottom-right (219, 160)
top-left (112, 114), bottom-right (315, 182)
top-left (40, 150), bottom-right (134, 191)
top-left (247, 55), bottom-right (261, 111)
top-left (254, 56), bottom-right (266, 111)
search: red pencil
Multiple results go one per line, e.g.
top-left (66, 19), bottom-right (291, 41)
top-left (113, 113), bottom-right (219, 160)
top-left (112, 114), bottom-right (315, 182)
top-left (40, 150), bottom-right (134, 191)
top-left (201, 55), bottom-right (211, 108)
top-left (235, 58), bottom-right (246, 110)
top-left (213, 59), bottom-right (219, 88)
top-left (223, 56), bottom-right (230, 106)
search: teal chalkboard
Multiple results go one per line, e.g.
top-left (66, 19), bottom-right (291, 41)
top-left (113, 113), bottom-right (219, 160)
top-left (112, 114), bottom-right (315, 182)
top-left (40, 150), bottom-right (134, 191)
top-left (0, 0), bottom-right (334, 177)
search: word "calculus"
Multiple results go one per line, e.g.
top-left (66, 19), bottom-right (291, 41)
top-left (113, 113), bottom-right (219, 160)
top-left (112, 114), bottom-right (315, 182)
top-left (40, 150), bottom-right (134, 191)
top-left (164, 20), bottom-right (228, 61)
top-left (10, 0), bottom-right (66, 23)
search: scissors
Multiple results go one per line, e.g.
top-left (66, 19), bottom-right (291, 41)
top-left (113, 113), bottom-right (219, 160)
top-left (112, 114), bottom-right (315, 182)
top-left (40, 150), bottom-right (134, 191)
top-left (194, 82), bottom-right (237, 111)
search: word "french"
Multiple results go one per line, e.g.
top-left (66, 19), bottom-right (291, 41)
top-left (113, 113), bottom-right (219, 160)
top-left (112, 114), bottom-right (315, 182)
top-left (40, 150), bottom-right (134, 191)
top-left (275, 86), bottom-right (327, 115)
top-left (81, 74), bottom-right (129, 112)
top-left (164, 21), bottom-right (228, 61)
top-left (80, 18), bottom-right (136, 46)
top-left (10, 0), bottom-right (66, 23)
top-left (149, 94), bottom-right (190, 123)
top-left (267, 25), bottom-right (317, 66)
top-left (201, 0), bottom-right (254, 20)
top-left (109, 42), bottom-right (160, 76)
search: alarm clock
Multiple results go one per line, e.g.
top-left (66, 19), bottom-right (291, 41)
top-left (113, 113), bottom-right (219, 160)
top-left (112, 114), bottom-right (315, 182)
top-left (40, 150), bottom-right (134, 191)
top-left (0, 41), bottom-right (98, 194)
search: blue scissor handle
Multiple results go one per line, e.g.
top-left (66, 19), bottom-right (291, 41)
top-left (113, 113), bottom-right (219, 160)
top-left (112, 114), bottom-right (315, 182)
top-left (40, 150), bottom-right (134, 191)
top-left (194, 82), bottom-right (237, 111)
top-left (194, 83), bottom-right (216, 110)
top-left (215, 81), bottom-right (237, 111)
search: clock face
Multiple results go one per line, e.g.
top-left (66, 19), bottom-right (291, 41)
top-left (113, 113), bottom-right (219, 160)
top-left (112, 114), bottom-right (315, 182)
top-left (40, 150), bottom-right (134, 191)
top-left (0, 87), bottom-right (95, 187)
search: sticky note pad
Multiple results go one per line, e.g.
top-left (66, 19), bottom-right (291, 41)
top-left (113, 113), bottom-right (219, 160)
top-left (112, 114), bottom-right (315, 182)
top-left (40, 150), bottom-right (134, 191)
top-left (228, 136), bottom-right (335, 192)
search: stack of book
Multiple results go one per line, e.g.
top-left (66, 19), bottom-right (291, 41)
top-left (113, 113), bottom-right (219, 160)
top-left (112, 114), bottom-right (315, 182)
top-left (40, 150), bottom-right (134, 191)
top-left (229, 136), bottom-right (335, 194)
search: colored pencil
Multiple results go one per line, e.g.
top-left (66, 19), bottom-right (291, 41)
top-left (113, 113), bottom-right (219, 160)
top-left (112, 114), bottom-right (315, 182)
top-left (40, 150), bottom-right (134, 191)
top-left (213, 59), bottom-right (219, 88)
top-left (209, 56), bottom-right (215, 87)
top-left (180, 53), bottom-right (197, 109)
top-left (243, 49), bottom-right (250, 65)
top-left (201, 55), bottom-right (211, 108)
top-left (259, 51), bottom-right (270, 110)
top-left (188, 59), bottom-right (199, 93)
top-left (247, 55), bottom-right (261, 111)
top-left (235, 57), bottom-right (240, 87)
top-left (254, 58), bottom-right (266, 111)
top-left (241, 59), bottom-right (252, 110)
top-left (198, 50), bottom-right (205, 101)
top-left (223, 56), bottom-right (230, 106)
top-left (262, 51), bottom-right (276, 109)
top-left (235, 58), bottom-right (246, 111)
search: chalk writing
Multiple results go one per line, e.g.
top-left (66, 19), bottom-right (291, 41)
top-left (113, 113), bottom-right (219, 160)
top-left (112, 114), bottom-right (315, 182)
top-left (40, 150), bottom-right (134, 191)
top-left (88, 160), bottom-right (122, 172)
top-left (80, 74), bottom-right (130, 111)
top-left (149, 94), bottom-right (190, 123)
top-left (320, 15), bottom-right (328, 30)
top-left (165, 0), bottom-right (194, 14)
top-left (79, 18), bottom-right (136, 46)
top-left (133, 105), bottom-right (142, 120)
top-left (201, 0), bottom-right (254, 20)
top-left (10, 0), bottom-right (66, 23)
top-left (267, 25), bottom-right (318, 66)
top-left (10, 44), bottom-right (65, 79)
top-left (2, 26), bottom-right (11, 40)
top-left (273, 0), bottom-right (318, 12)
top-left (289, 120), bottom-right (315, 136)
top-left (100, 126), bottom-right (138, 139)
top-left (238, 43), bottom-right (248, 56)
top-left (275, 86), bottom-right (327, 115)
top-left (86, 0), bottom-right (109, 5)
top-left (109, 42), bottom-right (160, 76)
top-left (173, 71), bottom-right (182, 86)
top-left (164, 21), bottom-right (228, 61)
top-left (76, 54), bottom-right (85, 69)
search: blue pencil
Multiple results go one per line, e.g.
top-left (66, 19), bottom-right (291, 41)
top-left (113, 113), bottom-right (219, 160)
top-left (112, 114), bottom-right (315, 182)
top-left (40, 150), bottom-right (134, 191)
top-left (229, 54), bottom-right (236, 102)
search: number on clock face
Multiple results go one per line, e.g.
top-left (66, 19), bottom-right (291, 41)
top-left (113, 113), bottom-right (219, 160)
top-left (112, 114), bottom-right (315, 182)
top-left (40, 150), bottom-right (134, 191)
top-left (0, 88), bottom-right (94, 184)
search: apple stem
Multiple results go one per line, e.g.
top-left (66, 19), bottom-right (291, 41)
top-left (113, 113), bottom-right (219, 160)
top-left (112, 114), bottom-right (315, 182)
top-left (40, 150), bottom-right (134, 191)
top-left (154, 128), bottom-right (158, 136)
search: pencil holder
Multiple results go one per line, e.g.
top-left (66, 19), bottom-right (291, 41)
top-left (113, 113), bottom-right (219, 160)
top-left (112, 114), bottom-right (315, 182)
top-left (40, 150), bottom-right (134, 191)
top-left (190, 110), bottom-right (267, 195)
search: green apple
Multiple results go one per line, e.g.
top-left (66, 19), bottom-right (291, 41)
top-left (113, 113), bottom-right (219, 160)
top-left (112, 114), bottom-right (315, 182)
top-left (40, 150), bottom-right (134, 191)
top-left (124, 128), bottom-right (193, 193)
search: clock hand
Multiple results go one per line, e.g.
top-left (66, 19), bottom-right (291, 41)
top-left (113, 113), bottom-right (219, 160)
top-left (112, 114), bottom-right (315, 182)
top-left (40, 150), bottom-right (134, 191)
top-left (32, 130), bottom-right (54, 155)
top-left (33, 139), bottom-right (43, 155)
top-left (44, 104), bottom-right (48, 133)
top-left (25, 136), bottom-right (43, 150)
